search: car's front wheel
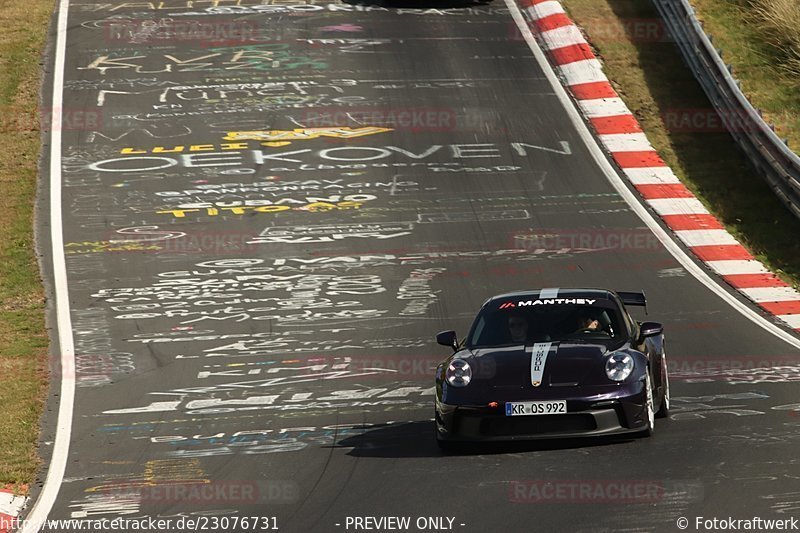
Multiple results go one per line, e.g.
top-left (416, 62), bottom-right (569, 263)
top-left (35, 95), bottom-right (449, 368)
top-left (639, 370), bottom-right (655, 437)
top-left (435, 410), bottom-right (459, 453)
top-left (436, 438), bottom-right (461, 453)
top-left (655, 352), bottom-right (670, 419)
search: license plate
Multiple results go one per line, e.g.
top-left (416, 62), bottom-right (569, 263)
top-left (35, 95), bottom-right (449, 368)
top-left (505, 400), bottom-right (567, 416)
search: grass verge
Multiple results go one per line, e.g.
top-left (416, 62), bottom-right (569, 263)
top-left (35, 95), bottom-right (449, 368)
top-left (560, 0), bottom-right (800, 287)
top-left (0, 1), bottom-right (54, 488)
top-left (690, 0), bottom-right (800, 153)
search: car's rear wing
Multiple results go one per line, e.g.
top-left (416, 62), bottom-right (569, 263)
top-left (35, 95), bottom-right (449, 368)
top-left (617, 291), bottom-right (647, 314)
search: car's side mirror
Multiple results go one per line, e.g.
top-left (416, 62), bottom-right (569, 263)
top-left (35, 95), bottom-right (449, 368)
top-left (638, 321), bottom-right (663, 339)
top-left (436, 330), bottom-right (458, 351)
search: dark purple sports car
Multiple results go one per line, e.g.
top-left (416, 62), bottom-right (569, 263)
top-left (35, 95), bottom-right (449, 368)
top-left (434, 288), bottom-right (669, 449)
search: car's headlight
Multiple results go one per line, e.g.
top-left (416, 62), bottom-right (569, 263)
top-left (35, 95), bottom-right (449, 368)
top-left (445, 359), bottom-right (472, 387)
top-left (605, 352), bottom-right (634, 382)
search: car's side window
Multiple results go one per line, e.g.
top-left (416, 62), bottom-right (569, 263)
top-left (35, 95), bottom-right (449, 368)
top-left (613, 296), bottom-right (635, 338)
top-left (470, 316), bottom-right (486, 347)
top-left (629, 314), bottom-right (640, 343)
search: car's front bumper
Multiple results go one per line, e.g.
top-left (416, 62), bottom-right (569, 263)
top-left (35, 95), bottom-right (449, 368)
top-left (435, 387), bottom-right (649, 442)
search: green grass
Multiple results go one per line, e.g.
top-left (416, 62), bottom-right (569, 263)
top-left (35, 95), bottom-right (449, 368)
top-left (561, 0), bottom-right (800, 288)
top-left (0, 0), bottom-right (54, 489)
top-left (690, 0), bottom-right (800, 153)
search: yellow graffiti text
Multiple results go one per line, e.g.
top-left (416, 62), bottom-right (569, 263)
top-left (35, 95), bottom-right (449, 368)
top-left (223, 126), bottom-right (392, 146)
top-left (65, 241), bottom-right (162, 254)
top-left (121, 143), bottom-right (248, 154)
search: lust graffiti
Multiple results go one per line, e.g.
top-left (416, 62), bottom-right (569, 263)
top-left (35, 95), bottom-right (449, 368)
top-left (119, 127), bottom-right (392, 153)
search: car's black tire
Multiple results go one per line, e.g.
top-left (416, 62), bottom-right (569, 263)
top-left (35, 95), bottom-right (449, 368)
top-left (436, 438), bottom-right (461, 453)
top-left (434, 412), bottom-right (460, 453)
top-left (655, 353), bottom-right (670, 419)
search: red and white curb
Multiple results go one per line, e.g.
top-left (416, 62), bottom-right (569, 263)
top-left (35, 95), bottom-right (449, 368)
top-left (0, 490), bottom-right (27, 532)
top-left (518, 0), bottom-right (800, 332)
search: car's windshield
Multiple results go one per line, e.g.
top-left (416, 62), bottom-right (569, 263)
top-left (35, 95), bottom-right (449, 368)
top-left (467, 298), bottom-right (627, 347)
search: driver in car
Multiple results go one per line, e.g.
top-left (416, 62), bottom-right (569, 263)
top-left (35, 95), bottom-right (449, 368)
top-left (508, 314), bottom-right (529, 343)
top-left (575, 315), bottom-right (602, 332)
top-left (571, 311), bottom-right (612, 336)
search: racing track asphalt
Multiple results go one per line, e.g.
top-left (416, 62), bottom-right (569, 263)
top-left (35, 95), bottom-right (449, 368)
top-left (30, 0), bottom-right (800, 531)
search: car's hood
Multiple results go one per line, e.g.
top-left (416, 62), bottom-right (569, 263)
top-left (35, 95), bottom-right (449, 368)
top-left (468, 341), bottom-right (611, 389)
